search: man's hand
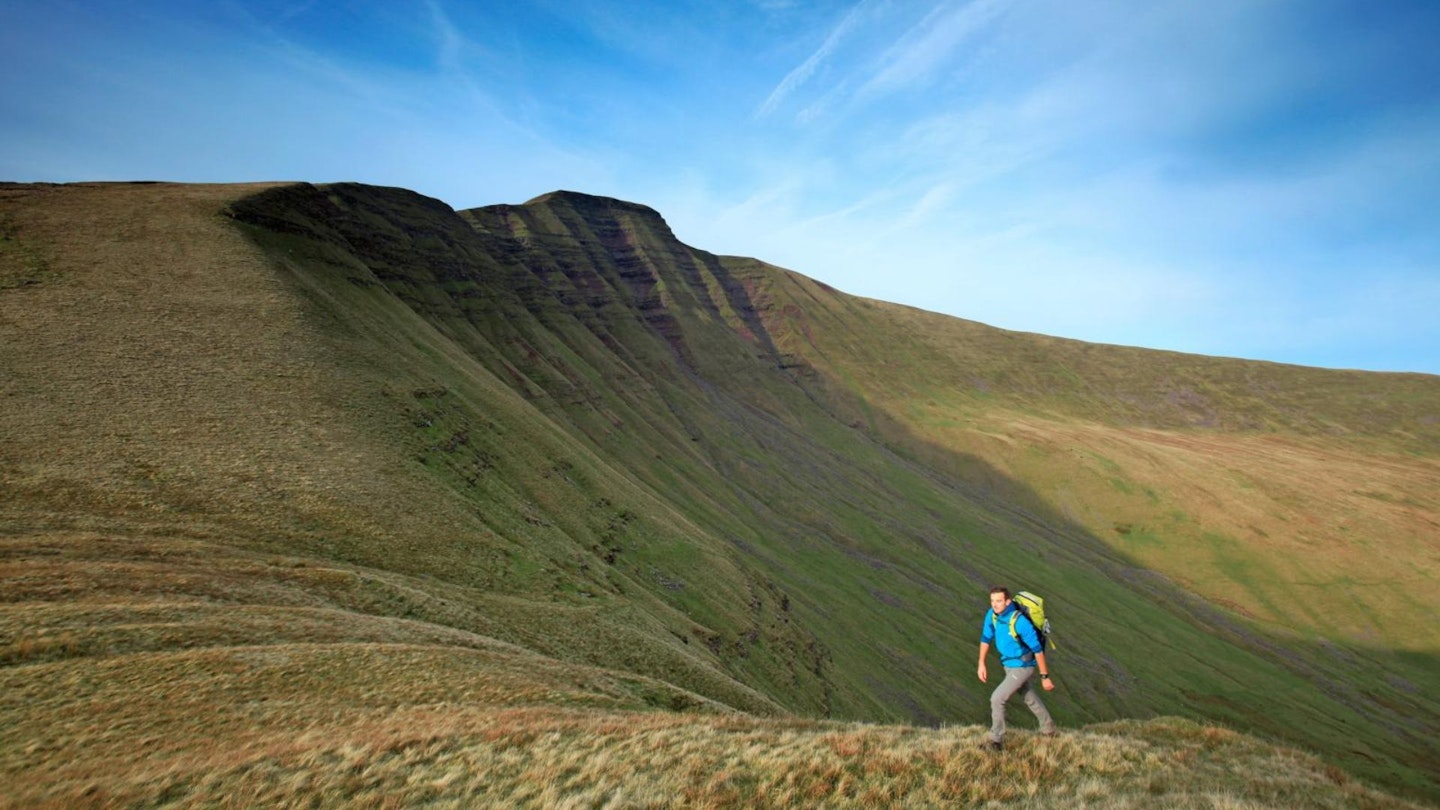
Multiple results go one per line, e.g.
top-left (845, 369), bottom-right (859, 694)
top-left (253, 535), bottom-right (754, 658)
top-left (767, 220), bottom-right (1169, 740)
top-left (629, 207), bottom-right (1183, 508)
top-left (977, 662), bottom-right (988, 683)
top-left (1034, 652), bottom-right (1054, 692)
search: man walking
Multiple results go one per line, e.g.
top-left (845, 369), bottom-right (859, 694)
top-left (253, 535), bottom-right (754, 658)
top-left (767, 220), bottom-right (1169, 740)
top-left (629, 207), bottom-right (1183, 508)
top-left (978, 586), bottom-right (1057, 750)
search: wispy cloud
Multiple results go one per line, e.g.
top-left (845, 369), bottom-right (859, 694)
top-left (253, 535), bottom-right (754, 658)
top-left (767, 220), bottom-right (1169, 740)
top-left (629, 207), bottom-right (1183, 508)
top-left (890, 182), bottom-right (958, 233)
top-left (855, 0), bottom-right (1009, 101)
top-left (425, 0), bottom-right (467, 73)
top-left (756, 0), bottom-right (878, 119)
top-left (272, 1), bottom-right (321, 26)
top-left (759, 0), bottom-right (1014, 126)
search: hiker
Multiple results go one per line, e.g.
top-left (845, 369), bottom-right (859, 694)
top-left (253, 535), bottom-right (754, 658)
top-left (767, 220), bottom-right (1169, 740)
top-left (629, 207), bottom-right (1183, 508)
top-left (977, 586), bottom-right (1056, 750)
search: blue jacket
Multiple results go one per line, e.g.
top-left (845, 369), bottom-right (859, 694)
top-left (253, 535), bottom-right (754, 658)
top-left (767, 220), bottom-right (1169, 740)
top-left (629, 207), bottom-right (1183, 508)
top-left (980, 603), bottom-right (1043, 668)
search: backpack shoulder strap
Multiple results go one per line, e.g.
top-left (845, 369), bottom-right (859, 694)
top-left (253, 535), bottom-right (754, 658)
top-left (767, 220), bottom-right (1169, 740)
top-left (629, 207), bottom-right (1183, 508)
top-left (996, 609), bottom-right (1029, 636)
top-left (1009, 609), bottom-right (1044, 652)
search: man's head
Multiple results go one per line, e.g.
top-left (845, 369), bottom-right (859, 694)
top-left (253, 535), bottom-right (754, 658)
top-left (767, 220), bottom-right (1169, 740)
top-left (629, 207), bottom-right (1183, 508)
top-left (989, 586), bottom-right (1011, 613)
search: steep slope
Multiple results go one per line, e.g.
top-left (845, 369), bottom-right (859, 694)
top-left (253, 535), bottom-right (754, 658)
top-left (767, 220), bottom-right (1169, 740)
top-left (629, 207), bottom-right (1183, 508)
top-left (2, 181), bottom-right (1437, 801)
top-left (724, 267), bottom-right (1440, 649)
top-left (1, 180), bottom-right (787, 715)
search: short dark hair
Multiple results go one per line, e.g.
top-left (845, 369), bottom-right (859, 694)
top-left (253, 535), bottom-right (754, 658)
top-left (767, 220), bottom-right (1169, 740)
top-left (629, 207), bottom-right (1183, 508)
top-left (989, 586), bottom-right (1010, 599)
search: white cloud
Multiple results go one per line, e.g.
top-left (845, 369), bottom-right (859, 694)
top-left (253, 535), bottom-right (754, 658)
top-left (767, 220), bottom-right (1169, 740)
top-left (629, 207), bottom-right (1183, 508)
top-left (855, 0), bottom-right (1009, 101)
top-left (757, 0), bottom-right (878, 118)
top-left (425, 0), bottom-right (467, 73)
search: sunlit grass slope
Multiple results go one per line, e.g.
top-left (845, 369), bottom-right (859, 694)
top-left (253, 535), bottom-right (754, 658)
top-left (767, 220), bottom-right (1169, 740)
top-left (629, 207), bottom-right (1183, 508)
top-left (2, 181), bottom-right (1436, 803)
top-left (724, 267), bottom-right (1440, 651)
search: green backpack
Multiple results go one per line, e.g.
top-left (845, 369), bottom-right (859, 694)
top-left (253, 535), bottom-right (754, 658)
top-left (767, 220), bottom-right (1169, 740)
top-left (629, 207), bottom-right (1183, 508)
top-left (994, 591), bottom-right (1051, 652)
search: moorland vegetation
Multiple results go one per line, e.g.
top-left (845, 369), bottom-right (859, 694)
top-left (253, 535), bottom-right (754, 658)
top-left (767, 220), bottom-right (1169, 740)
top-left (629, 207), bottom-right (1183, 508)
top-left (2, 181), bottom-right (1436, 807)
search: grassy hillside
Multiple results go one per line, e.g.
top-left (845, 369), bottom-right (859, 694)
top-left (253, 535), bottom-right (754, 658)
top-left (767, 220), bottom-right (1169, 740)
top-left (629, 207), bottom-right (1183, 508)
top-left (2, 181), bottom-right (1437, 804)
top-left (725, 265), bottom-right (1440, 650)
top-left (6, 622), bottom-right (1428, 810)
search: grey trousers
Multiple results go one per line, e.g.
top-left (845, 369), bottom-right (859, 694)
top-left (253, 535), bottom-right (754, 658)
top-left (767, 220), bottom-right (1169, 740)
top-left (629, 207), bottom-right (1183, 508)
top-left (990, 666), bottom-right (1056, 742)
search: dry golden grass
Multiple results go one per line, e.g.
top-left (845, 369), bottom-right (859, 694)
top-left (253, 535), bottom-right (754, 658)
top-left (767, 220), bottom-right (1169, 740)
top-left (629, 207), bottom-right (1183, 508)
top-left (6, 673), bottom-right (1424, 810)
top-left (2, 528), bottom-right (1424, 808)
top-left (0, 182), bottom-right (490, 573)
top-left (0, 533), bottom-right (741, 808)
top-left (0, 528), bottom-right (781, 711)
top-left (934, 414), bottom-right (1440, 649)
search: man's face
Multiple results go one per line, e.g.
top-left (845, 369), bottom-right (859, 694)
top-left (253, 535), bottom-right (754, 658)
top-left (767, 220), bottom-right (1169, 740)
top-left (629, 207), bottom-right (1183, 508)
top-left (990, 592), bottom-right (1010, 613)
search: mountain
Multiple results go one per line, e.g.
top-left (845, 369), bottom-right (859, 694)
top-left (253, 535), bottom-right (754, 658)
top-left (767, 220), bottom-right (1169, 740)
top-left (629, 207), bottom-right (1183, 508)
top-left (2, 180), bottom-right (1437, 805)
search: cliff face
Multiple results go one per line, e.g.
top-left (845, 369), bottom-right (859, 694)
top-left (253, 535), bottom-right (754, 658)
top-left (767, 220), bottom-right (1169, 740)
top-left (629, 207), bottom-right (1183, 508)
top-left (224, 183), bottom-right (853, 716)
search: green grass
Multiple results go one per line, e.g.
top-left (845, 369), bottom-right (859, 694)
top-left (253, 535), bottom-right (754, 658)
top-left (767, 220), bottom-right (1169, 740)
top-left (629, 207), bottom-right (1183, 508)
top-left (2, 181), bottom-right (1438, 804)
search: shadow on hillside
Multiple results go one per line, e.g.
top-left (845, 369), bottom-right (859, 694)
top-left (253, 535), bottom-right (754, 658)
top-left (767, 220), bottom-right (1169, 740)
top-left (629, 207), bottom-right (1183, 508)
top-left (677, 258), bottom-right (1439, 801)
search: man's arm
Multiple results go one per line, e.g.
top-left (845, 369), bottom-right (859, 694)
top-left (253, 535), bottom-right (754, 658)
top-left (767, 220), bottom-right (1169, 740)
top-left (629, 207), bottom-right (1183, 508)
top-left (977, 641), bottom-right (991, 683)
top-left (1035, 651), bottom-right (1054, 691)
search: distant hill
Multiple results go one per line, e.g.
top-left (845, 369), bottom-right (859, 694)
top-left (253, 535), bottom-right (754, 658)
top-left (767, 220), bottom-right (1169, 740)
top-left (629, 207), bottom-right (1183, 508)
top-left (2, 180), bottom-right (1436, 804)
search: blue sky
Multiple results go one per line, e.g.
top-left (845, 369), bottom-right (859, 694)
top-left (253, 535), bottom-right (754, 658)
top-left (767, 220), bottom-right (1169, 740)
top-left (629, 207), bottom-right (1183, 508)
top-left (4, 1), bottom-right (1438, 374)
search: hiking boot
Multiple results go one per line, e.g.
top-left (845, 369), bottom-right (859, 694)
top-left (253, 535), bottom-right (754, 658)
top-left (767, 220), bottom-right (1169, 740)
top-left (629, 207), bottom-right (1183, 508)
top-left (981, 740), bottom-right (1003, 752)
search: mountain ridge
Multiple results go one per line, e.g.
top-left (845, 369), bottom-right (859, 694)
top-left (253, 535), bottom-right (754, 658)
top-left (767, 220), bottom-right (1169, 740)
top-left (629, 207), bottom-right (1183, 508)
top-left (3, 180), bottom-right (1437, 802)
